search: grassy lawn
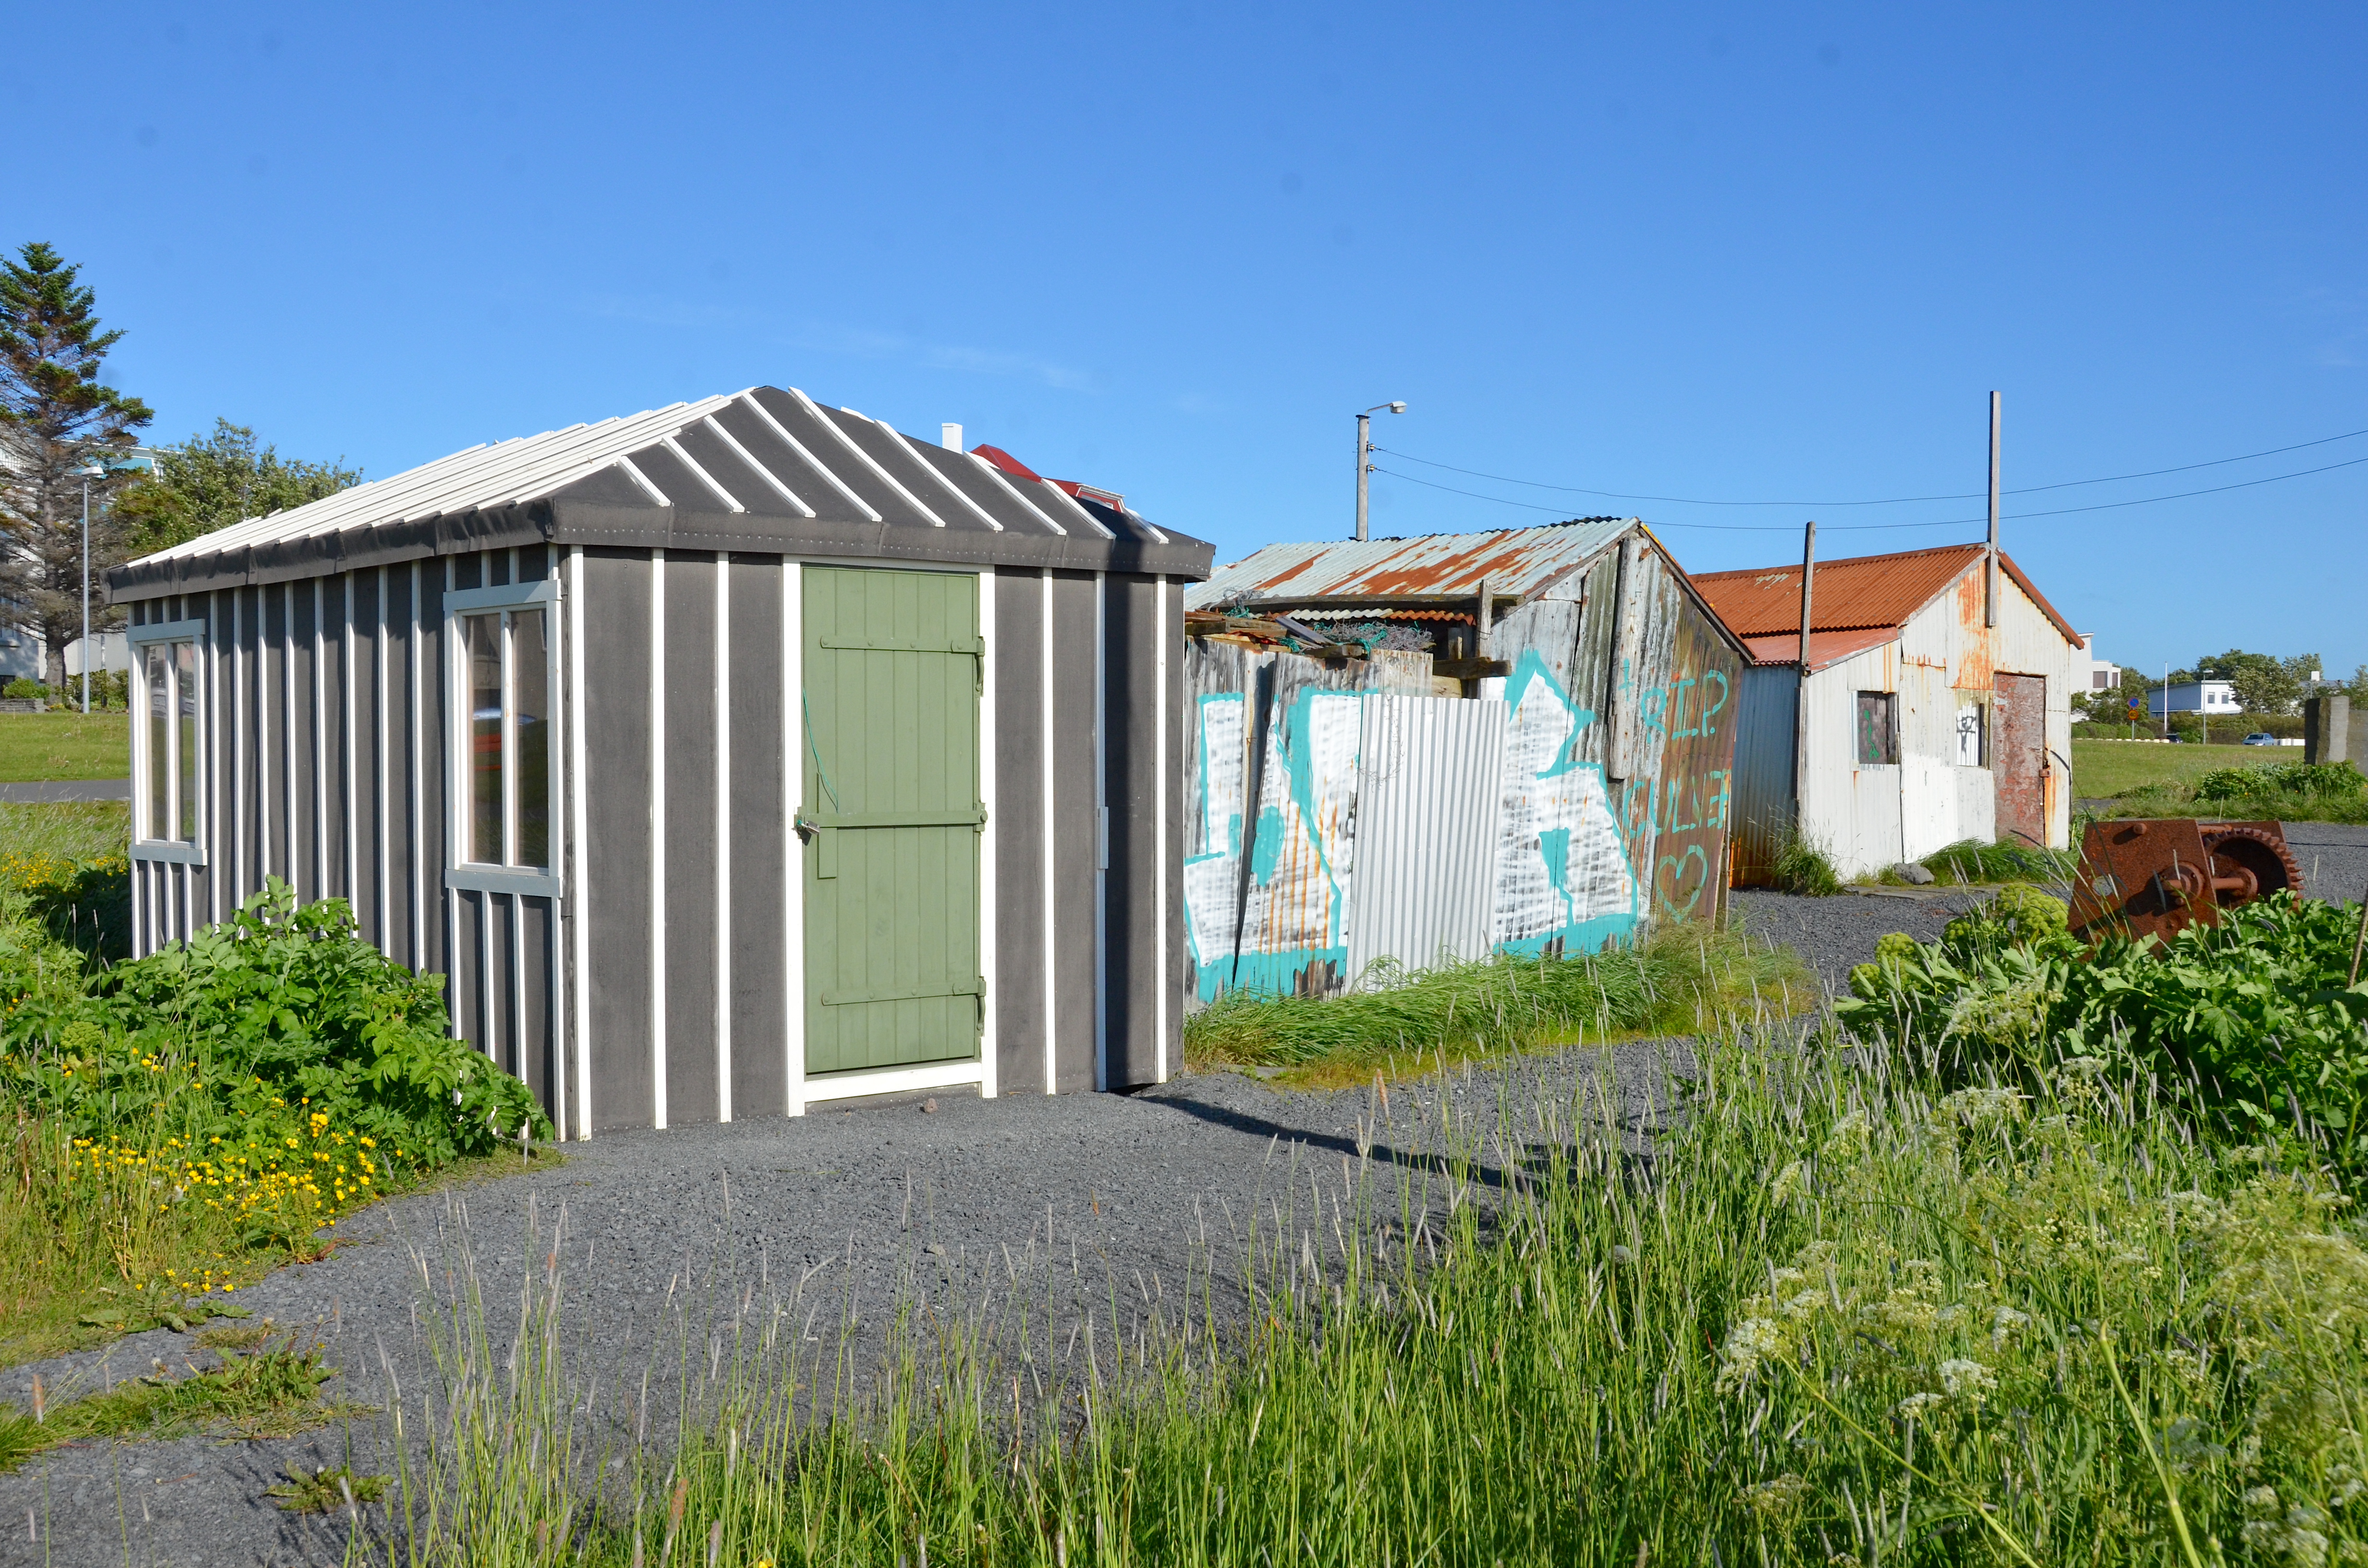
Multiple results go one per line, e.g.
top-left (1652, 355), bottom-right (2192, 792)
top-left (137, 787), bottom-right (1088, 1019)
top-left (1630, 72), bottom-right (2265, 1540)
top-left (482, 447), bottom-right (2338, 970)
top-left (2069, 736), bottom-right (2268, 797)
top-left (0, 711), bottom-right (129, 782)
top-left (0, 800), bottom-right (128, 860)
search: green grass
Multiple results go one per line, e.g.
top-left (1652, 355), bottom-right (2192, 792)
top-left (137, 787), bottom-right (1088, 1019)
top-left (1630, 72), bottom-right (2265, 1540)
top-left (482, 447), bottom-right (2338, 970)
top-left (0, 712), bottom-right (128, 782)
top-left (0, 799), bottom-right (128, 860)
top-left (1916, 836), bottom-right (2080, 886)
top-left (0, 1331), bottom-right (343, 1473)
top-left (369, 1031), bottom-right (2368, 1566)
top-left (1182, 922), bottom-right (1810, 1088)
top-left (2069, 737), bottom-right (2269, 798)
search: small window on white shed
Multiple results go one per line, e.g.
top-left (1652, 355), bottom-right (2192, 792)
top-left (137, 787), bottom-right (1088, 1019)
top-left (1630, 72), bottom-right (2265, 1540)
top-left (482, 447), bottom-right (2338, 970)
top-left (1955, 700), bottom-right (1987, 766)
top-left (1855, 691), bottom-right (1898, 765)
top-left (129, 620), bottom-right (205, 861)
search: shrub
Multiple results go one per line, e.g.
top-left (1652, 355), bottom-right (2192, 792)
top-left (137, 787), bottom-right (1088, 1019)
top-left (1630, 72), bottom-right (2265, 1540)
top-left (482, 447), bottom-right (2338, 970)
top-left (2193, 760), bottom-right (2366, 802)
top-left (1919, 837), bottom-right (2078, 886)
top-left (1837, 889), bottom-right (2368, 1167)
top-left (0, 678), bottom-right (46, 702)
top-left (1770, 828), bottom-right (1840, 896)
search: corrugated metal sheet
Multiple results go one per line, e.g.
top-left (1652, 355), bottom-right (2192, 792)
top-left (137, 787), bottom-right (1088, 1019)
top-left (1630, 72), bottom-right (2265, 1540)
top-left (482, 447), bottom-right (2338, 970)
top-left (1345, 697), bottom-right (1506, 980)
top-left (1691, 543), bottom-right (2083, 647)
top-left (1187, 517), bottom-right (1637, 610)
top-left (1740, 627), bottom-right (1897, 671)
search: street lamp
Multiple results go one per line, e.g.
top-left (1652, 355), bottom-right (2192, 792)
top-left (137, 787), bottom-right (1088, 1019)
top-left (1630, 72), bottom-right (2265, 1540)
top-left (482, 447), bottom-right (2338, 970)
top-left (1355, 401), bottom-right (1406, 542)
top-left (72, 459), bottom-right (100, 715)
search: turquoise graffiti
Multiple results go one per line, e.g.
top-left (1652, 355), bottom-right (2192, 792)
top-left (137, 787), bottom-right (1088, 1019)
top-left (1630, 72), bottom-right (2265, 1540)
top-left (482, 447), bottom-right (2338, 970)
top-left (1492, 651), bottom-right (1641, 956)
top-left (1182, 686), bottom-right (1362, 1001)
top-left (1616, 663), bottom-right (1734, 919)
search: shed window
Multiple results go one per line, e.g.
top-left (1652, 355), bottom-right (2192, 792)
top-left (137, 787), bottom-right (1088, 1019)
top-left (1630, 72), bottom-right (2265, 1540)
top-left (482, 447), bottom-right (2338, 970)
top-left (458, 606), bottom-right (551, 870)
top-left (1855, 691), bottom-right (1898, 765)
top-left (129, 622), bottom-right (204, 857)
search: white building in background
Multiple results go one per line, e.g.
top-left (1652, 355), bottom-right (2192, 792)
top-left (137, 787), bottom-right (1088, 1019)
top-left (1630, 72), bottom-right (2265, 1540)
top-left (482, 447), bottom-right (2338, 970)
top-left (2148, 680), bottom-right (2242, 718)
top-left (2078, 633), bottom-right (2121, 692)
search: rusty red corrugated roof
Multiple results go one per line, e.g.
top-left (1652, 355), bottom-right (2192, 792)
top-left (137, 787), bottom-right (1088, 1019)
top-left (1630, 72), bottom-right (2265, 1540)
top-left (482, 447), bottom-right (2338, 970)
top-left (1185, 518), bottom-right (1635, 607)
top-left (1690, 542), bottom-right (2080, 648)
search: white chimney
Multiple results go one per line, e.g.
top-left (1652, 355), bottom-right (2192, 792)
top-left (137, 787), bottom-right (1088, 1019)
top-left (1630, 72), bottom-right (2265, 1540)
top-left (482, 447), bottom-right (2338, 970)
top-left (941, 423), bottom-right (962, 451)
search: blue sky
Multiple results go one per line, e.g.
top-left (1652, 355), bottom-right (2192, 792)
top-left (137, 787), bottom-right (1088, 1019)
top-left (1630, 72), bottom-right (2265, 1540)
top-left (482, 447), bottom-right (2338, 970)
top-left (13, 3), bottom-right (2364, 680)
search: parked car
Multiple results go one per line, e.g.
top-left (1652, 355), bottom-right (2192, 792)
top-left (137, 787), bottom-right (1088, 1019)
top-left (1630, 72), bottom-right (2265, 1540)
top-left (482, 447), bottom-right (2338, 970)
top-left (2243, 732), bottom-right (2279, 746)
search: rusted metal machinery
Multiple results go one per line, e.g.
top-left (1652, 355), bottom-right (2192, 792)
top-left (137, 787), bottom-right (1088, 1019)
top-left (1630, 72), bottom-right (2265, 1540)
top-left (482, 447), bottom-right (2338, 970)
top-left (2069, 818), bottom-right (2305, 943)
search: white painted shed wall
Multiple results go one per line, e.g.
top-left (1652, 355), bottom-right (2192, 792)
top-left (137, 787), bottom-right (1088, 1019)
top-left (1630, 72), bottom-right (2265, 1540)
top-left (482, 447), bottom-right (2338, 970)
top-left (1795, 564), bottom-right (2073, 880)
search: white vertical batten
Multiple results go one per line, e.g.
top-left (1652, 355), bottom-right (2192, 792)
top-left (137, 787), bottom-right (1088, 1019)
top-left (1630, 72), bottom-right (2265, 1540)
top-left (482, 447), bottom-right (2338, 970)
top-left (313, 577), bottom-right (327, 899)
top-left (714, 553), bottom-right (732, 1123)
top-left (1039, 567), bottom-right (1057, 1094)
top-left (505, 550), bottom-right (522, 1079)
top-left (1092, 572), bottom-right (1108, 1093)
top-left (781, 560), bottom-right (805, 1117)
top-left (210, 592), bottom-right (222, 927)
top-left (409, 560), bottom-right (423, 972)
top-left (283, 583), bottom-right (296, 900)
top-left (649, 549), bottom-right (668, 1128)
top-left (443, 558), bottom-right (460, 1039)
top-left (232, 589), bottom-right (245, 909)
top-left (376, 566), bottom-right (390, 950)
top-left (344, 575), bottom-right (359, 906)
top-left (545, 552), bottom-right (567, 1143)
top-left (1154, 575), bottom-right (1169, 1083)
top-left (568, 546), bottom-right (593, 1139)
top-left (976, 567), bottom-right (998, 1099)
top-left (257, 588), bottom-right (271, 892)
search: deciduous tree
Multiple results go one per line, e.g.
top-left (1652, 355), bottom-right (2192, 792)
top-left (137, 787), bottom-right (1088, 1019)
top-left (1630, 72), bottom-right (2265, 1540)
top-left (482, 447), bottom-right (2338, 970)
top-left (0, 242), bottom-right (152, 688)
top-left (117, 419), bottom-right (360, 556)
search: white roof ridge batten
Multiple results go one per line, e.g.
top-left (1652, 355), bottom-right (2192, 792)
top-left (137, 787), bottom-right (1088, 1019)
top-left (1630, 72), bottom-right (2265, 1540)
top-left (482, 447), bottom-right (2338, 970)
top-left (789, 388), bottom-right (947, 528)
top-left (701, 414), bottom-right (814, 518)
top-left (145, 437), bottom-right (513, 561)
top-left (871, 418), bottom-right (1004, 532)
top-left (662, 435), bottom-right (745, 513)
top-left (486, 400), bottom-right (734, 509)
top-left (965, 453), bottom-right (1065, 536)
top-left (612, 456), bottom-right (672, 506)
top-left (1035, 478), bottom-right (1115, 539)
top-left (736, 392), bottom-right (882, 522)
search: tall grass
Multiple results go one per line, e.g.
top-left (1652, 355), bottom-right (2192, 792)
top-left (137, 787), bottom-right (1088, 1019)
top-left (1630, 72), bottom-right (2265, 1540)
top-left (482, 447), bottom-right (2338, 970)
top-left (1184, 922), bottom-right (1807, 1086)
top-left (355, 1025), bottom-right (2368, 1565)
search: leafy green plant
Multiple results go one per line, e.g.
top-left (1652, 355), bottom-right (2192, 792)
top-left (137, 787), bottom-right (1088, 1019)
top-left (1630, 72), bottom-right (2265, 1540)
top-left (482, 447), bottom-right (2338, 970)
top-left (0, 1331), bottom-right (339, 1471)
top-left (1838, 888), bottom-right (2368, 1167)
top-left (268, 1464), bottom-right (390, 1514)
top-left (2193, 760), bottom-right (2366, 802)
top-left (1919, 837), bottom-right (2079, 886)
top-left (0, 679), bottom-right (46, 702)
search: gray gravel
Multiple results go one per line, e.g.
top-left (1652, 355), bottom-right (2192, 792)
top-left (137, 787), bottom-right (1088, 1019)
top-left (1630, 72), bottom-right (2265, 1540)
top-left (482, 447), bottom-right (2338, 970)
top-left (1, 1043), bottom-right (1687, 1567)
top-left (1729, 886), bottom-right (1993, 995)
top-left (2281, 821), bottom-right (2368, 906)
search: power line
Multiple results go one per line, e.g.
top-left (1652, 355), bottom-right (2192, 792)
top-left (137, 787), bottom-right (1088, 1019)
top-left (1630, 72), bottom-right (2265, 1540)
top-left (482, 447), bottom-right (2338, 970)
top-left (1370, 450), bottom-right (2368, 531)
top-left (1373, 424), bottom-right (2368, 509)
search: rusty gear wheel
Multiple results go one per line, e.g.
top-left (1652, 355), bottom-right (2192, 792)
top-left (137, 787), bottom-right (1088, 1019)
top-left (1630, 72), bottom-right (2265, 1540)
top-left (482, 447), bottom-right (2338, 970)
top-left (2200, 825), bottom-right (2303, 907)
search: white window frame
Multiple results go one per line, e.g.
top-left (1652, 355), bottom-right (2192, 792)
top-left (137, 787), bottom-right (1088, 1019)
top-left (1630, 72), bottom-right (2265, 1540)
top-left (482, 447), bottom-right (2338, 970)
top-left (128, 618), bottom-right (208, 866)
top-left (444, 579), bottom-right (563, 896)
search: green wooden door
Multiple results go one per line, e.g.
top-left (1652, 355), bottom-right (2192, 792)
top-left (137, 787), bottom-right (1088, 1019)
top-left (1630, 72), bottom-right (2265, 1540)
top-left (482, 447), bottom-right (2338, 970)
top-left (801, 567), bottom-right (983, 1076)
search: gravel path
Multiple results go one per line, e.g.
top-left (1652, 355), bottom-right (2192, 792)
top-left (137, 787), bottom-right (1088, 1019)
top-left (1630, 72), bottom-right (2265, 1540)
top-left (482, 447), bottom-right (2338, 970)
top-left (1, 1042), bottom-right (1689, 1567)
top-left (2281, 821), bottom-right (2368, 906)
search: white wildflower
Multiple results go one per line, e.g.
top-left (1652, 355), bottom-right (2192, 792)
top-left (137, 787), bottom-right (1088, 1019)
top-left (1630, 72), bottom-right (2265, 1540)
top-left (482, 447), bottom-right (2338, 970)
top-left (1820, 1109), bottom-right (1871, 1162)
top-left (1715, 1317), bottom-right (1788, 1396)
top-left (2057, 1054), bottom-right (2108, 1081)
top-left (2163, 1189), bottom-right (2223, 1230)
top-left (1894, 1391), bottom-right (1945, 1421)
top-left (1940, 1087), bottom-right (2025, 1128)
top-left (1991, 1306), bottom-right (2031, 1348)
top-left (1610, 1244), bottom-right (1636, 1266)
top-left (2241, 1489), bottom-right (2332, 1568)
top-left (1769, 1160), bottom-right (1807, 1209)
top-left (1938, 1358), bottom-right (1996, 1403)
top-left (1738, 1473), bottom-right (1809, 1520)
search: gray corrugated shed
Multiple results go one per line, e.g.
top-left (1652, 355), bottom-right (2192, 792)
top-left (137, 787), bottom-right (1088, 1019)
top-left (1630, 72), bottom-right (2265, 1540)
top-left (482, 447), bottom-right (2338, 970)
top-left (111, 386), bottom-right (1207, 600)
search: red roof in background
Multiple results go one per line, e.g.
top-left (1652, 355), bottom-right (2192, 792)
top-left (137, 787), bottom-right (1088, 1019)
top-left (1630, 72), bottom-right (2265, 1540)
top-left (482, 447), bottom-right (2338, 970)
top-left (1739, 626), bottom-right (1899, 672)
top-left (970, 444), bottom-right (1044, 483)
top-left (1690, 542), bottom-right (2081, 651)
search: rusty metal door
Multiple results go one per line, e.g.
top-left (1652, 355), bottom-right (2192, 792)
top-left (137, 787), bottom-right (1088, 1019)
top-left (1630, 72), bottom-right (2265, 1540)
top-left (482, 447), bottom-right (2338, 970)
top-left (1994, 672), bottom-right (2046, 848)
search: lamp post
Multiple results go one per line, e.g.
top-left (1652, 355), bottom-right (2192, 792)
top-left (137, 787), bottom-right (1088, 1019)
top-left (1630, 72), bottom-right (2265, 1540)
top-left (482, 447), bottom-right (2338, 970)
top-left (73, 460), bottom-right (99, 715)
top-left (1354, 401), bottom-right (1406, 541)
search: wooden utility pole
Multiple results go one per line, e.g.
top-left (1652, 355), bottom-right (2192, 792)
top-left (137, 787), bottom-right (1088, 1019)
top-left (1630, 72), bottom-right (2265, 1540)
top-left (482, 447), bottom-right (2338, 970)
top-left (1795, 520), bottom-right (1816, 822)
top-left (1986, 391), bottom-right (2001, 629)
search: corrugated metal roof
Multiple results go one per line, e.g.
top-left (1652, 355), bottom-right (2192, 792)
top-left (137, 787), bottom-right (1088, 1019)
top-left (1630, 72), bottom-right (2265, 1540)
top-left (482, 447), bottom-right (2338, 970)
top-left (1185, 517), bottom-right (1636, 610)
top-left (1690, 542), bottom-right (2081, 647)
top-left (1740, 626), bottom-right (1898, 671)
top-left (113, 385), bottom-right (1209, 598)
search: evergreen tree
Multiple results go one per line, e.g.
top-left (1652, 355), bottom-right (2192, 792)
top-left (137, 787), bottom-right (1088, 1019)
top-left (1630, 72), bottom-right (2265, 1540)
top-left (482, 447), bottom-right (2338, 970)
top-left (117, 419), bottom-right (360, 556)
top-left (0, 242), bottom-right (153, 689)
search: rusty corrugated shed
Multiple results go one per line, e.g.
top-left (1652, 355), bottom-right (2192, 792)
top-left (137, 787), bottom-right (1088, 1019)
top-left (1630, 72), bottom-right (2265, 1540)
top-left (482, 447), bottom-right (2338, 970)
top-left (1187, 517), bottom-right (1636, 608)
top-left (1690, 543), bottom-right (2082, 647)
